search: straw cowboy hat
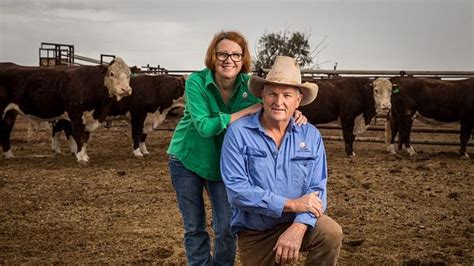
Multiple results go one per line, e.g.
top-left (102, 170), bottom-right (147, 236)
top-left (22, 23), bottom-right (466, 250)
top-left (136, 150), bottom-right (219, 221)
top-left (248, 56), bottom-right (318, 106)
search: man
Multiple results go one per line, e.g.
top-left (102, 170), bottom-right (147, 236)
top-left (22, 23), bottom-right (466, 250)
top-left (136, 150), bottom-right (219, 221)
top-left (221, 56), bottom-right (343, 265)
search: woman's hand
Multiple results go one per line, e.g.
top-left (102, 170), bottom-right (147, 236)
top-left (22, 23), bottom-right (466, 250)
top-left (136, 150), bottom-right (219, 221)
top-left (245, 103), bottom-right (263, 116)
top-left (230, 103), bottom-right (262, 123)
top-left (294, 110), bottom-right (307, 126)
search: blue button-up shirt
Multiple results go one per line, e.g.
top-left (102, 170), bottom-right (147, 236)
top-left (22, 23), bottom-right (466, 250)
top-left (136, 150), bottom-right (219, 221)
top-left (221, 110), bottom-right (328, 236)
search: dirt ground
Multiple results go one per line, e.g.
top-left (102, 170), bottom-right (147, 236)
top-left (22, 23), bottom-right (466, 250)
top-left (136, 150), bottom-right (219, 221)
top-left (1, 115), bottom-right (473, 265)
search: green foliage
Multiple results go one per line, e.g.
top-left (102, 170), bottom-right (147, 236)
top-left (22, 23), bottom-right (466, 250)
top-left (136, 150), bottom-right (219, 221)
top-left (254, 29), bottom-right (327, 72)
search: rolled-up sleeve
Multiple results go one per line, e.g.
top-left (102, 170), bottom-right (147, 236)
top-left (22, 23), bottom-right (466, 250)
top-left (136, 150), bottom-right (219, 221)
top-left (221, 126), bottom-right (286, 218)
top-left (185, 78), bottom-right (231, 138)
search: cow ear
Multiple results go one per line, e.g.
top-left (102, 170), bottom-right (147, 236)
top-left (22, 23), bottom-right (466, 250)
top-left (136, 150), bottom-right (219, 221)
top-left (100, 65), bottom-right (108, 74)
top-left (365, 82), bottom-right (373, 89)
top-left (130, 66), bottom-right (141, 74)
top-left (179, 76), bottom-right (186, 87)
top-left (392, 84), bottom-right (400, 94)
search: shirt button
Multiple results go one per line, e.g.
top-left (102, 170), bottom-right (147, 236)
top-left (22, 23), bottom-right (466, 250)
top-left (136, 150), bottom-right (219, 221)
top-left (277, 165), bottom-right (282, 169)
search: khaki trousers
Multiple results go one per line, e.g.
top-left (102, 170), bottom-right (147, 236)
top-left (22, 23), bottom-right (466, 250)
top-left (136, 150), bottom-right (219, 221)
top-left (238, 215), bottom-right (343, 266)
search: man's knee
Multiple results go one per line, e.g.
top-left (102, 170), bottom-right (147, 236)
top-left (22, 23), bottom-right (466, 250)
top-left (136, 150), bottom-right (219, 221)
top-left (315, 216), bottom-right (343, 248)
top-left (324, 220), bottom-right (343, 247)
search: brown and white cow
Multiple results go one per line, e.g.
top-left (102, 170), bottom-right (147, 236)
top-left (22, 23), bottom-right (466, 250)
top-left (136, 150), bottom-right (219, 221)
top-left (53, 74), bottom-right (185, 157)
top-left (0, 58), bottom-right (132, 163)
top-left (386, 77), bottom-right (474, 157)
top-left (299, 77), bottom-right (392, 156)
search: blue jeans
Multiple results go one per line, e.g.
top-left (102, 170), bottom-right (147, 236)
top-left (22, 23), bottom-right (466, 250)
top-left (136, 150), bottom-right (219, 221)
top-left (168, 156), bottom-right (236, 266)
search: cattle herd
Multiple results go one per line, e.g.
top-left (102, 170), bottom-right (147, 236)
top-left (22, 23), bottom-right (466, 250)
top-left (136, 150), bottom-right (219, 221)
top-left (0, 60), bottom-right (472, 164)
top-left (0, 60), bottom-right (185, 164)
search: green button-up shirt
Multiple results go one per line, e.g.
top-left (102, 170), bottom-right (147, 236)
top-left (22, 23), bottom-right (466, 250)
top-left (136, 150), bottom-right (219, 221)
top-left (167, 68), bottom-right (261, 181)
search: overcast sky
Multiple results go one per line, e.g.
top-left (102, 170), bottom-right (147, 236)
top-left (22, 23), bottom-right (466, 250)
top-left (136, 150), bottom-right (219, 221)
top-left (0, 0), bottom-right (472, 71)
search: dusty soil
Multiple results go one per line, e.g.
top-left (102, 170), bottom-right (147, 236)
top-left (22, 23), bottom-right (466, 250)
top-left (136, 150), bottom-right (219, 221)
top-left (1, 116), bottom-right (473, 265)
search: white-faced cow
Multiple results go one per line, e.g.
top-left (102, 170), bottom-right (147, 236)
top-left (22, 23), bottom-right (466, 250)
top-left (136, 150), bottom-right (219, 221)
top-left (386, 77), bottom-right (474, 157)
top-left (299, 77), bottom-right (392, 156)
top-left (52, 74), bottom-right (186, 157)
top-left (0, 58), bottom-right (132, 164)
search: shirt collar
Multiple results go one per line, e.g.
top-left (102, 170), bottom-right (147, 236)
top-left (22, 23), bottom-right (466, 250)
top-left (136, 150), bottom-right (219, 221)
top-left (204, 68), bottom-right (245, 90)
top-left (246, 109), bottom-right (297, 133)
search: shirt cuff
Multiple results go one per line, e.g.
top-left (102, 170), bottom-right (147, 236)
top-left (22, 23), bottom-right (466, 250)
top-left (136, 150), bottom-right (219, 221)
top-left (294, 212), bottom-right (317, 230)
top-left (219, 112), bottom-right (231, 129)
top-left (265, 194), bottom-right (287, 218)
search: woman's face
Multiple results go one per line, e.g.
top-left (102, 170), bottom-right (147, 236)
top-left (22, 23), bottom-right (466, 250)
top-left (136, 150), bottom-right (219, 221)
top-left (214, 39), bottom-right (243, 80)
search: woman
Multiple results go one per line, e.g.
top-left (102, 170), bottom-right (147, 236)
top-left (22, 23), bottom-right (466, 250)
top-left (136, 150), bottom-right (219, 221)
top-left (167, 31), bottom-right (306, 265)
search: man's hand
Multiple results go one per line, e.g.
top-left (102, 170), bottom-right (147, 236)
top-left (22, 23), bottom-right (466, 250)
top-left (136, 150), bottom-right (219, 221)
top-left (273, 223), bottom-right (307, 264)
top-left (284, 192), bottom-right (323, 218)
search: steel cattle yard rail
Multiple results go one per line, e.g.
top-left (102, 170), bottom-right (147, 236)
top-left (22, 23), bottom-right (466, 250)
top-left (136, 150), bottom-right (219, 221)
top-left (154, 123), bottom-right (474, 146)
top-left (35, 41), bottom-right (473, 149)
top-left (321, 136), bottom-right (474, 147)
top-left (150, 68), bottom-right (474, 78)
top-left (298, 69), bottom-right (474, 79)
top-left (154, 68), bottom-right (473, 148)
top-left (315, 123), bottom-right (461, 134)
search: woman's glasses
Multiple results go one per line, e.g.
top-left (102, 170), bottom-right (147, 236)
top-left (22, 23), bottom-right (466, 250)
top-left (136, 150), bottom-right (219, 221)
top-left (215, 52), bottom-right (243, 62)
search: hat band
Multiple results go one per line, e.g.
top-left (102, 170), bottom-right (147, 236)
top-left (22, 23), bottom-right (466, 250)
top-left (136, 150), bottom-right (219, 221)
top-left (267, 77), bottom-right (301, 85)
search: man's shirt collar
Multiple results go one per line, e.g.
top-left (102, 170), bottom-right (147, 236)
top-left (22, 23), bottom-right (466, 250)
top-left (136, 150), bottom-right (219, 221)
top-left (246, 109), bottom-right (297, 133)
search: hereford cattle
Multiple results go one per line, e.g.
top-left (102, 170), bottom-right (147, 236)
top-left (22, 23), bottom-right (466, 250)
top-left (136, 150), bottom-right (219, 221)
top-left (299, 77), bottom-right (392, 156)
top-left (386, 77), bottom-right (474, 157)
top-left (0, 58), bottom-right (132, 163)
top-left (53, 74), bottom-right (186, 157)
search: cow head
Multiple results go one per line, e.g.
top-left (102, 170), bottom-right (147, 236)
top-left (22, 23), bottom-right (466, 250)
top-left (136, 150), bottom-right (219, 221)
top-left (371, 78), bottom-right (392, 113)
top-left (104, 57), bottom-right (132, 101)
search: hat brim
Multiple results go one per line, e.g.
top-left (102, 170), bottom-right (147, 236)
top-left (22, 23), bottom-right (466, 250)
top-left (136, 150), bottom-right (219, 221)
top-left (248, 75), bottom-right (318, 106)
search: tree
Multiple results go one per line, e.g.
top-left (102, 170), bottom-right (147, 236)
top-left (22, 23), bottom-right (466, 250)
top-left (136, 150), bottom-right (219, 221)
top-left (253, 29), bottom-right (328, 72)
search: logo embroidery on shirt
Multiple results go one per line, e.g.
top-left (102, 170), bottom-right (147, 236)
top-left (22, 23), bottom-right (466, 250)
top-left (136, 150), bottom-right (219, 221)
top-left (299, 142), bottom-right (306, 149)
top-left (242, 92), bottom-right (248, 99)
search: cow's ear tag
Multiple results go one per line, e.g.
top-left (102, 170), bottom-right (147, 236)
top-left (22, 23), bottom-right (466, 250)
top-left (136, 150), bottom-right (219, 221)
top-left (392, 85), bottom-right (400, 94)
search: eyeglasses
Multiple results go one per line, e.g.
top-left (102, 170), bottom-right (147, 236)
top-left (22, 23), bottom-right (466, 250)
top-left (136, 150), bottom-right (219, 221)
top-left (215, 52), bottom-right (243, 62)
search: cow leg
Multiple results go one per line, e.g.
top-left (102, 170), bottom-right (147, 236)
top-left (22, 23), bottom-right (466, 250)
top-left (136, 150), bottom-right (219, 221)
top-left (139, 133), bottom-right (149, 155)
top-left (62, 120), bottom-right (77, 154)
top-left (399, 114), bottom-right (416, 156)
top-left (386, 111), bottom-right (399, 154)
top-left (70, 115), bottom-right (89, 164)
top-left (0, 111), bottom-right (17, 158)
top-left (52, 119), bottom-right (76, 154)
top-left (51, 120), bottom-right (63, 154)
top-left (341, 118), bottom-right (356, 156)
top-left (459, 122), bottom-right (472, 158)
top-left (131, 112), bottom-right (147, 157)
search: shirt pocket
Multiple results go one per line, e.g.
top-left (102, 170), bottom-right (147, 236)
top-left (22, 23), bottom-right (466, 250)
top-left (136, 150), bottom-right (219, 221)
top-left (290, 156), bottom-right (316, 187)
top-left (243, 146), bottom-right (269, 187)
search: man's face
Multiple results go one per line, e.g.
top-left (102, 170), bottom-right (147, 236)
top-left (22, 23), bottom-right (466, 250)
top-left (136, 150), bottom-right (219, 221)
top-left (261, 84), bottom-right (303, 124)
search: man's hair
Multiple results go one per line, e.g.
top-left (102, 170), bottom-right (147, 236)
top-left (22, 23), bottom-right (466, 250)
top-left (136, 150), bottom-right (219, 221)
top-left (205, 31), bottom-right (252, 73)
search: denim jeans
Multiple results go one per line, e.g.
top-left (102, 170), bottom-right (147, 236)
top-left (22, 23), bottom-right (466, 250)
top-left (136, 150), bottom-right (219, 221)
top-left (168, 156), bottom-right (236, 266)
